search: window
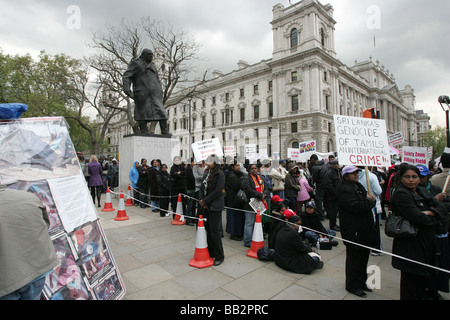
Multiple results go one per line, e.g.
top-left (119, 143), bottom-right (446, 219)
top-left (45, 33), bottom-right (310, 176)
top-left (202, 116), bottom-right (206, 128)
top-left (268, 102), bottom-right (273, 117)
top-left (253, 84), bottom-right (259, 95)
top-left (240, 108), bottom-right (245, 122)
top-left (291, 122), bottom-right (298, 133)
top-left (320, 28), bottom-right (325, 46)
top-left (268, 81), bottom-right (273, 91)
top-left (290, 28), bottom-right (298, 48)
top-left (291, 95), bottom-right (299, 111)
top-left (212, 96), bottom-right (216, 105)
top-left (254, 105), bottom-right (260, 119)
top-left (291, 71), bottom-right (298, 82)
top-left (212, 114), bottom-right (217, 126)
top-left (240, 88), bottom-right (245, 98)
top-left (292, 142), bottom-right (300, 149)
top-left (225, 92), bottom-right (230, 101)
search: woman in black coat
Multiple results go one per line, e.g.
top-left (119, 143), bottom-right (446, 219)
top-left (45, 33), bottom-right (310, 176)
top-left (225, 161), bottom-right (245, 241)
top-left (391, 164), bottom-right (444, 300)
top-left (170, 156), bottom-right (186, 218)
top-left (337, 165), bottom-right (377, 298)
top-left (274, 215), bottom-right (323, 274)
top-left (156, 164), bottom-right (171, 217)
top-left (199, 155), bottom-right (225, 266)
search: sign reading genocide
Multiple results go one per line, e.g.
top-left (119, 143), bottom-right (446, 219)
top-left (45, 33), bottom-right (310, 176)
top-left (334, 115), bottom-right (391, 167)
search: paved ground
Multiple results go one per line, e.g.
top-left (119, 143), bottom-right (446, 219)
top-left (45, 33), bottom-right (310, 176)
top-left (98, 196), bottom-right (450, 301)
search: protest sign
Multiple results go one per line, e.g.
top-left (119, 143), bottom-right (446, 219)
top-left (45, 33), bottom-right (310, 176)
top-left (402, 146), bottom-right (428, 165)
top-left (334, 115), bottom-right (390, 167)
top-left (298, 140), bottom-right (316, 162)
top-left (224, 145), bottom-right (236, 158)
top-left (287, 148), bottom-right (301, 161)
top-left (191, 138), bottom-right (223, 162)
top-left (245, 144), bottom-right (257, 162)
top-left (389, 132), bottom-right (404, 146)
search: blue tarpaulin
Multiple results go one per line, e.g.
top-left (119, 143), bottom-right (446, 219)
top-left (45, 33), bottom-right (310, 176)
top-left (0, 103), bottom-right (28, 119)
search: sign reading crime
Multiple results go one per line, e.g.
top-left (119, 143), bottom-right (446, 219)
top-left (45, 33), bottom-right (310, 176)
top-left (334, 115), bottom-right (390, 167)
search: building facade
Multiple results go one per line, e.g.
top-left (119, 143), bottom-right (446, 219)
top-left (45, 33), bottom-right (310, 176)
top-left (105, 0), bottom-right (431, 161)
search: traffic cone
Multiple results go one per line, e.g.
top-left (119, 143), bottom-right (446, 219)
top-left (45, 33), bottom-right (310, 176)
top-left (246, 211), bottom-right (265, 259)
top-left (101, 187), bottom-right (115, 212)
top-left (125, 184), bottom-right (134, 206)
top-left (171, 193), bottom-right (186, 225)
top-left (189, 215), bottom-right (214, 269)
top-left (114, 191), bottom-right (129, 221)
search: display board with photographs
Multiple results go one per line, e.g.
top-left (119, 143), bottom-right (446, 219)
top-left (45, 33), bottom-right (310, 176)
top-left (0, 117), bottom-right (126, 300)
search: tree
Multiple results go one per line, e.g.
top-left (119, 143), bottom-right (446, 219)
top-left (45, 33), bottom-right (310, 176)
top-left (87, 18), bottom-right (208, 134)
top-left (422, 126), bottom-right (446, 158)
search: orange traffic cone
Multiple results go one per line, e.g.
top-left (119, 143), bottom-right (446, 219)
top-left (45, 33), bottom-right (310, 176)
top-left (102, 187), bottom-right (115, 212)
top-left (114, 191), bottom-right (129, 221)
top-left (125, 184), bottom-right (134, 206)
top-left (189, 215), bottom-right (214, 269)
top-left (171, 193), bottom-right (186, 225)
top-left (246, 211), bottom-right (265, 259)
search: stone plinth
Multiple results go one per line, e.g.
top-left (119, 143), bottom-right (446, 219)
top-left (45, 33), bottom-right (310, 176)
top-left (118, 134), bottom-right (180, 193)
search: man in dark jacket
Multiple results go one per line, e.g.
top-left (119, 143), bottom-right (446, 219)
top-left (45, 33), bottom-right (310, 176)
top-left (148, 159), bottom-right (160, 212)
top-left (170, 156), bottom-right (186, 217)
top-left (137, 158), bottom-right (150, 208)
top-left (322, 160), bottom-right (341, 230)
top-left (338, 165), bottom-right (376, 298)
top-left (274, 215), bottom-right (323, 274)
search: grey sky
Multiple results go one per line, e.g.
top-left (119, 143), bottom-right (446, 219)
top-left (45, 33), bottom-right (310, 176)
top-left (1, 0), bottom-right (449, 128)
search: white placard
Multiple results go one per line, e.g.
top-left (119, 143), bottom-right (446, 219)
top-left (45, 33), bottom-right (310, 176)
top-left (402, 146), bottom-right (428, 166)
top-left (47, 175), bottom-right (98, 233)
top-left (224, 145), bottom-right (236, 158)
top-left (334, 115), bottom-right (390, 167)
top-left (287, 148), bottom-right (301, 161)
top-left (389, 132), bottom-right (404, 146)
top-left (191, 138), bottom-right (223, 162)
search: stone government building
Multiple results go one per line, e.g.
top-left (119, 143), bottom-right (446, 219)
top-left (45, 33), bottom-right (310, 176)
top-left (104, 0), bottom-right (431, 161)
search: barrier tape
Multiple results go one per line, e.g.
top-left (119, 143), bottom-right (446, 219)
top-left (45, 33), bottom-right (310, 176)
top-left (110, 188), bottom-right (450, 275)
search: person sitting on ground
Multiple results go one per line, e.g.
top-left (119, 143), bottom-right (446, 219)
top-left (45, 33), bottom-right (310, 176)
top-left (267, 196), bottom-right (287, 249)
top-left (299, 201), bottom-right (338, 248)
top-left (274, 215), bottom-right (323, 274)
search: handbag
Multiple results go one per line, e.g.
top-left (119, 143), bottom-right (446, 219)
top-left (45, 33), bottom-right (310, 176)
top-left (236, 189), bottom-right (248, 204)
top-left (385, 212), bottom-right (418, 238)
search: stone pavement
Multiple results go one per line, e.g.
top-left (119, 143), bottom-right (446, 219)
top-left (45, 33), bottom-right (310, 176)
top-left (98, 197), bottom-right (450, 301)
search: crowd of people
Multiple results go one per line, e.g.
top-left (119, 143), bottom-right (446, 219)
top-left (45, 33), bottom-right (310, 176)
top-left (72, 152), bottom-right (450, 300)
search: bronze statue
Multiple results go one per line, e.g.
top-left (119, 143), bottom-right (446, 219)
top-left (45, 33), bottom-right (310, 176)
top-left (123, 49), bottom-right (170, 135)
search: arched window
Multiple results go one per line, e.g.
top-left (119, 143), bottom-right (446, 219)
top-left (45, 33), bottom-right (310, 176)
top-left (292, 141), bottom-right (300, 149)
top-left (290, 28), bottom-right (298, 48)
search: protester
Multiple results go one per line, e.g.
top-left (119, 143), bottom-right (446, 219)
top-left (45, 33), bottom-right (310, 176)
top-left (170, 156), bottom-right (187, 218)
top-left (137, 158), bottom-right (150, 208)
top-left (267, 197), bottom-right (287, 249)
top-left (129, 160), bottom-right (140, 206)
top-left (185, 158), bottom-right (197, 226)
top-left (199, 155), bottom-right (225, 266)
top-left (321, 160), bottom-right (341, 229)
top-left (270, 160), bottom-right (286, 200)
top-left (391, 164), bottom-right (446, 300)
top-left (417, 164), bottom-right (450, 299)
top-left (108, 158), bottom-right (119, 191)
top-left (297, 169), bottom-right (314, 213)
top-left (0, 184), bottom-right (59, 300)
top-left (357, 166), bottom-right (383, 256)
top-left (88, 155), bottom-right (103, 207)
top-left (156, 164), bottom-right (172, 217)
top-left (338, 165), bottom-right (377, 298)
top-left (225, 160), bottom-right (245, 241)
top-left (149, 159), bottom-right (160, 213)
top-left (284, 163), bottom-right (301, 212)
top-left (300, 201), bottom-right (338, 248)
top-left (242, 163), bottom-right (267, 247)
top-left (431, 152), bottom-right (450, 192)
top-left (309, 154), bottom-right (326, 220)
top-left (274, 215), bottom-right (323, 274)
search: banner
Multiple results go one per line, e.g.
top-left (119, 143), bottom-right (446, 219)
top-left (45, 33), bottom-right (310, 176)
top-left (402, 146), bottom-right (428, 165)
top-left (0, 117), bottom-right (126, 300)
top-left (191, 138), bottom-right (223, 162)
top-left (334, 115), bottom-right (390, 167)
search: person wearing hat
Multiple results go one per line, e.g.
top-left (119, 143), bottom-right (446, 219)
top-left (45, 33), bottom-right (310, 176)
top-left (337, 165), bottom-right (377, 298)
top-left (300, 201), bottom-right (338, 248)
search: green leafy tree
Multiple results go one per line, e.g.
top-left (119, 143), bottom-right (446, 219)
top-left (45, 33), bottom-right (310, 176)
top-left (422, 126), bottom-right (446, 158)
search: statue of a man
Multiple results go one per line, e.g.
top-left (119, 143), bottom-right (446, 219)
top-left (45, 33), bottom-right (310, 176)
top-left (123, 49), bottom-right (170, 135)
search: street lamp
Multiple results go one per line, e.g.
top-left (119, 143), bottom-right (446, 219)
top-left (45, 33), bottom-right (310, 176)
top-left (438, 95), bottom-right (450, 147)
